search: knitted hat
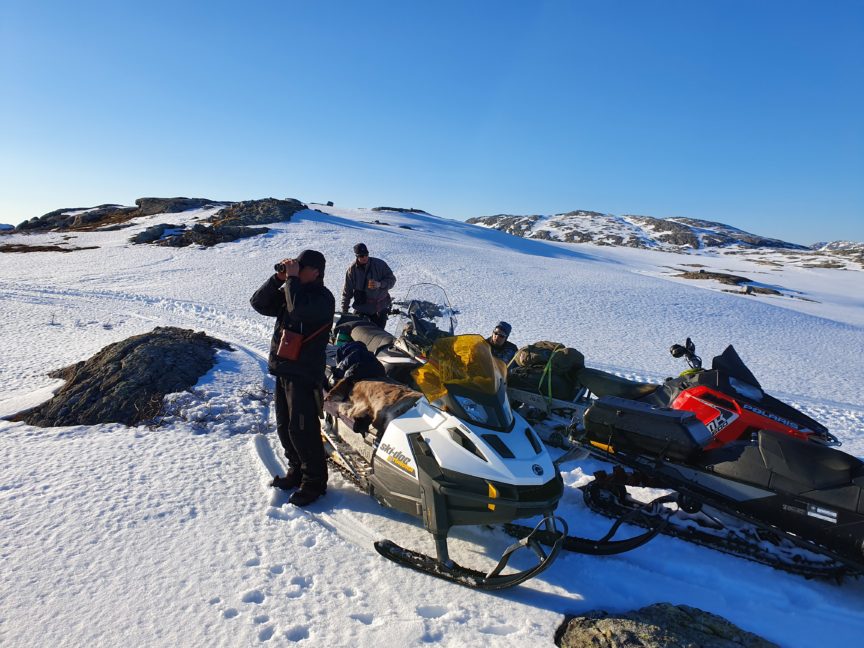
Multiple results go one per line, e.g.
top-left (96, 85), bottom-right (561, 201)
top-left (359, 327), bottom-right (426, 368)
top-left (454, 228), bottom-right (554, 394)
top-left (296, 249), bottom-right (326, 277)
top-left (353, 242), bottom-right (369, 256)
top-left (494, 321), bottom-right (512, 337)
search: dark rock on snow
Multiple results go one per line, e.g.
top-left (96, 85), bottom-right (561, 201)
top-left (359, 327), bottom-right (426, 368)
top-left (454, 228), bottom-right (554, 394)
top-left (556, 603), bottom-right (777, 648)
top-left (208, 198), bottom-right (307, 226)
top-left (19, 327), bottom-right (232, 427)
top-left (14, 197), bottom-right (226, 233)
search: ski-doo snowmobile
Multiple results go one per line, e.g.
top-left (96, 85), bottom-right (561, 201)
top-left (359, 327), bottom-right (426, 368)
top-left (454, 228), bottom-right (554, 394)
top-left (510, 337), bottom-right (838, 449)
top-left (575, 396), bottom-right (864, 579)
top-left (320, 332), bottom-right (568, 590)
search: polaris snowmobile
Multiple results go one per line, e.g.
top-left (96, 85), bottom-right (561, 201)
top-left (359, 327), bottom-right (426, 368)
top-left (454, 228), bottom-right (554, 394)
top-left (320, 331), bottom-right (568, 590)
top-left (574, 396), bottom-right (864, 580)
top-left (509, 337), bottom-right (838, 449)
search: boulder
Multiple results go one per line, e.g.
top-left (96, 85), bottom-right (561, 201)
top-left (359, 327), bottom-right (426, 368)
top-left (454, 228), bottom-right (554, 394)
top-left (556, 603), bottom-right (777, 648)
top-left (18, 327), bottom-right (232, 427)
top-left (208, 198), bottom-right (307, 226)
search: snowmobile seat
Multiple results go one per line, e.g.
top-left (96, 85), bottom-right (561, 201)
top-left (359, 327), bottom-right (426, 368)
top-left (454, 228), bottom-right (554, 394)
top-left (350, 322), bottom-right (396, 354)
top-left (584, 397), bottom-right (712, 462)
top-left (758, 430), bottom-right (864, 491)
top-left (577, 368), bottom-right (660, 400)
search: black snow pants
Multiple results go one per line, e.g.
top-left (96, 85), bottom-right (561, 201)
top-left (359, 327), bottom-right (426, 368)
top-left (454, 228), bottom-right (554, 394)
top-left (274, 377), bottom-right (327, 490)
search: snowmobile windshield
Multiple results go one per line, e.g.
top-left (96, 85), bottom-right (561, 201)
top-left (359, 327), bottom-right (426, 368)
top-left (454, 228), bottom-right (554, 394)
top-left (393, 283), bottom-right (457, 336)
top-left (412, 334), bottom-right (514, 431)
top-left (711, 345), bottom-right (763, 398)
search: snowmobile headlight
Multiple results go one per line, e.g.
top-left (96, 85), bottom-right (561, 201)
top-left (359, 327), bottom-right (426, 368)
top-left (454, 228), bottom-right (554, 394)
top-left (454, 395), bottom-right (488, 423)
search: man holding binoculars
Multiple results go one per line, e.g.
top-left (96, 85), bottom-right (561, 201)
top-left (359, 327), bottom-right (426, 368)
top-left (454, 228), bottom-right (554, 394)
top-left (250, 249), bottom-right (335, 506)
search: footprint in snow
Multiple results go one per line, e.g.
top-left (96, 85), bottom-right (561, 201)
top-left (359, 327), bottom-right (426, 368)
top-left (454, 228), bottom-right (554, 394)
top-left (269, 565), bottom-right (284, 575)
top-left (258, 626), bottom-right (275, 642)
top-left (416, 604), bottom-right (447, 619)
top-left (245, 557), bottom-right (261, 567)
top-left (480, 624), bottom-right (517, 635)
top-left (242, 590), bottom-right (266, 604)
top-left (284, 625), bottom-right (310, 642)
top-left (286, 575), bottom-right (312, 599)
top-left (222, 608), bottom-right (239, 619)
top-left (350, 613), bottom-right (375, 626)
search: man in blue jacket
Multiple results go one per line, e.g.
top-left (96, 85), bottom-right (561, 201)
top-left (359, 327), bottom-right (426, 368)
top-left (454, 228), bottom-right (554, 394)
top-left (250, 249), bottom-right (335, 506)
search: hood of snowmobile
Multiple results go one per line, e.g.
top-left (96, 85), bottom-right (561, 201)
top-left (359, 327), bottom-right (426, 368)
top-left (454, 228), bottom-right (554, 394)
top-left (378, 397), bottom-right (556, 486)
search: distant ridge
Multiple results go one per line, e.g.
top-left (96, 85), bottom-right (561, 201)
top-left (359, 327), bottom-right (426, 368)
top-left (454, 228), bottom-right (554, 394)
top-left (467, 210), bottom-right (862, 270)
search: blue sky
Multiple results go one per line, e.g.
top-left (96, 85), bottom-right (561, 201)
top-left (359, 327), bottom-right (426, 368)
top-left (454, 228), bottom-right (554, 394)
top-left (2, 1), bottom-right (862, 244)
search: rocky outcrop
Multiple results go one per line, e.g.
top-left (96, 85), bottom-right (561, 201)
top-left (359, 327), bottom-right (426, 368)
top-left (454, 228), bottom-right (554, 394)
top-left (135, 197), bottom-right (229, 216)
top-left (556, 603), bottom-right (777, 648)
top-left (372, 206), bottom-right (430, 214)
top-left (18, 327), bottom-right (232, 427)
top-left (208, 198), bottom-right (306, 226)
top-left (14, 197), bottom-right (226, 233)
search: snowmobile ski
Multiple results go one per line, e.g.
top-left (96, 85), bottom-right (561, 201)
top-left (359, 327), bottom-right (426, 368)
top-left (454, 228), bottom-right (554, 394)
top-left (375, 514), bottom-right (568, 590)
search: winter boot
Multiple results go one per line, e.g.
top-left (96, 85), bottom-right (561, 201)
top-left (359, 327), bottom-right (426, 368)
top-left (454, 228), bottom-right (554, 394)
top-left (289, 483), bottom-right (326, 507)
top-left (270, 470), bottom-right (302, 491)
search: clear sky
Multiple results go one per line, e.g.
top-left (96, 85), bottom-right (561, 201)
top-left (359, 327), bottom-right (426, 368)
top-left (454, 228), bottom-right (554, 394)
top-left (2, 0), bottom-right (862, 245)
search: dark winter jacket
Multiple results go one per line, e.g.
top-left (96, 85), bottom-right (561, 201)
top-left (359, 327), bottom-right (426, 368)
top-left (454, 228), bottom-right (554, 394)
top-left (486, 336), bottom-right (518, 365)
top-left (340, 257), bottom-right (396, 315)
top-left (251, 274), bottom-right (335, 384)
top-left (332, 341), bottom-right (386, 383)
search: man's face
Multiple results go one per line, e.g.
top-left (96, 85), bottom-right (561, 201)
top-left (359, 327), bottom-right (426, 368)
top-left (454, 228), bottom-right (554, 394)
top-left (491, 328), bottom-right (507, 347)
top-left (298, 265), bottom-right (320, 284)
top-left (356, 254), bottom-right (369, 266)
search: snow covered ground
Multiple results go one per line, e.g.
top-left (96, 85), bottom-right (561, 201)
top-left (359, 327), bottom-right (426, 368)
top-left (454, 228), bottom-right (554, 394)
top-left (1, 205), bottom-right (863, 647)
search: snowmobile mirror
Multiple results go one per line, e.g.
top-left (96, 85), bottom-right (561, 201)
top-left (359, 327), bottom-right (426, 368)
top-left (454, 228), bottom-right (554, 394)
top-left (685, 337), bottom-right (695, 354)
top-left (670, 344), bottom-right (687, 358)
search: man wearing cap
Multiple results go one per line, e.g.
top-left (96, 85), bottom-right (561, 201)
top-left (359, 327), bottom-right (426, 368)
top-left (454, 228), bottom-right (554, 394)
top-left (486, 321), bottom-right (518, 364)
top-left (250, 250), bottom-right (335, 507)
top-left (340, 243), bottom-right (397, 329)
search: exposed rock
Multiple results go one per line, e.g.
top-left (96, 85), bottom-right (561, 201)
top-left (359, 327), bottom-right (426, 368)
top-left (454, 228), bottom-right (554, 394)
top-left (135, 197), bottom-right (228, 216)
top-left (154, 223), bottom-right (269, 247)
top-left (17, 327), bottom-right (232, 427)
top-left (208, 198), bottom-right (306, 226)
top-left (556, 603), bottom-right (777, 648)
top-left (14, 197), bottom-right (226, 233)
top-left (0, 243), bottom-right (99, 253)
top-left (16, 205), bottom-right (138, 232)
top-left (676, 270), bottom-right (751, 285)
top-left (372, 206), bottom-right (430, 214)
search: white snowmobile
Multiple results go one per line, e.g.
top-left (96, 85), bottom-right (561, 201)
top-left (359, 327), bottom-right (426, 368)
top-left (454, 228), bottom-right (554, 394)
top-left (321, 328), bottom-right (567, 590)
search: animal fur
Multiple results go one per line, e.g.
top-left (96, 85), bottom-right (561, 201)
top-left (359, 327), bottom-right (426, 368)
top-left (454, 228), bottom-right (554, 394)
top-left (325, 378), bottom-right (421, 433)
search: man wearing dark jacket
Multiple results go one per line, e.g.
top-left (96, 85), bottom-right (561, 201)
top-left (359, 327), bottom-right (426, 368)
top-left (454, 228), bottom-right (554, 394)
top-left (250, 249), bottom-right (335, 507)
top-left (486, 321), bottom-right (518, 365)
top-left (340, 243), bottom-right (396, 329)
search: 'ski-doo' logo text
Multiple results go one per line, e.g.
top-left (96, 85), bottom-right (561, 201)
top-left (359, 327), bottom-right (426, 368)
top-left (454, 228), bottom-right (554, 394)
top-left (741, 403), bottom-right (803, 430)
top-left (380, 443), bottom-right (415, 476)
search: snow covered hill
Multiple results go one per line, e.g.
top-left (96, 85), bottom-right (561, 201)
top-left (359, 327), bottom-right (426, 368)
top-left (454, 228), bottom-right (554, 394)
top-left (468, 210), bottom-right (863, 271)
top-left (1, 203), bottom-right (863, 647)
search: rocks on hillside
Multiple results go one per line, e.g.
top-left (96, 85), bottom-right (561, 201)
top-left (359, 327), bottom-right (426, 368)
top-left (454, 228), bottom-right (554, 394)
top-left (372, 206), bottom-right (430, 214)
top-left (129, 223), bottom-right (269, 247)
top-left (470, 211), bottom-right (809, 253)
top-left (17, 327), bottom-right (232, 427)
top-left (14, 197), bottom-right (226, 233)
top-left (130, 198), bottom-right (306, 247)
top-left (556, 603), bottom-right (777, 648)
top-left (208, 198), bottom-right (307, 226)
